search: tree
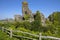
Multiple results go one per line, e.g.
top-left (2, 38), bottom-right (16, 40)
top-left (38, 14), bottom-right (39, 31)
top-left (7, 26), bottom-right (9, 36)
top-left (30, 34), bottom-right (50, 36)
top-left (31, 11), bottom-right (42, 32)
top-left (48, 12), bottom-right (60, 25)
top-left (48, 12), bottom-right (60, 37)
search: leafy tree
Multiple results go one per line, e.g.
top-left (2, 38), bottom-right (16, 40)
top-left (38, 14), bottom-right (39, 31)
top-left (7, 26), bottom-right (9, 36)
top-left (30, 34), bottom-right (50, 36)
top-left (48, 12), bottom-right (60, 37)
top-left (48, 12), bottom-right (60, 25)
top-left (31, 11), bottom-right (42, 32)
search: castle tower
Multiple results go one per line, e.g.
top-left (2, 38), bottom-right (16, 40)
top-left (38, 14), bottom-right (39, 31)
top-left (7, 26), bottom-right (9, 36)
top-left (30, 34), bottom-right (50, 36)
top-left (22, 1), bottom-right (34, 21)
top-left (22, 1), bottom-right (32, 18)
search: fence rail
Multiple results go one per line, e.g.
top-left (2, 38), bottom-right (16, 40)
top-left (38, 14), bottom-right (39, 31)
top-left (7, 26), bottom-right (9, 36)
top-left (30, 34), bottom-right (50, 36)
top-left (1, 27), bottom-right (60, 40)
top-left (13, 30), bottom-right (39, 37)
top-left (13, 34), bottom-right (36, 40)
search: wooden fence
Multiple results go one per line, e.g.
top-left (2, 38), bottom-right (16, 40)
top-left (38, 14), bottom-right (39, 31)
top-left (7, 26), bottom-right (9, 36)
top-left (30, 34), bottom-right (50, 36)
top-left (0, 27), bottom-right (60, 40)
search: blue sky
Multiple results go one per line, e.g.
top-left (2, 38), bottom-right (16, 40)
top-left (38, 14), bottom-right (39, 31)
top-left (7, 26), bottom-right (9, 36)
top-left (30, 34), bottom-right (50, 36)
top-left (0, 0), bottom-right (60, 19)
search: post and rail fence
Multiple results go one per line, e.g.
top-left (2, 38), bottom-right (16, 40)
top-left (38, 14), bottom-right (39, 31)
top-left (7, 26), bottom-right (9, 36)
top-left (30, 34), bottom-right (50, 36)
top-left (0, 27), bottom-right (60, 40)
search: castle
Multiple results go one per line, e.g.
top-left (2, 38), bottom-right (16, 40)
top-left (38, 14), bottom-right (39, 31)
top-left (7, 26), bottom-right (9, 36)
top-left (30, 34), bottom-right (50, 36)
top-left (14, 1), bottom-right (46, 26)
top-left (14, 1), bottom-right (34, 22)
top-left (0, 1), bottom-right (46, 26)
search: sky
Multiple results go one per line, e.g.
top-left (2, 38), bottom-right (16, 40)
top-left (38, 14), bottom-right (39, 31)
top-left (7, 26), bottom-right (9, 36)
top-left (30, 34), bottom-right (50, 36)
top-left (0, 0), bottom-right (60, 20)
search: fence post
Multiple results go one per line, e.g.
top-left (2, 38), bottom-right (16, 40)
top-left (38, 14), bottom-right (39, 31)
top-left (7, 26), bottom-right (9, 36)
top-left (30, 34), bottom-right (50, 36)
top-left (2, 27), bottom-right (4, 32)
top-left (39, 33), bottom-right (42, 40)
top-left (10, 29), bottom-right (12, 38)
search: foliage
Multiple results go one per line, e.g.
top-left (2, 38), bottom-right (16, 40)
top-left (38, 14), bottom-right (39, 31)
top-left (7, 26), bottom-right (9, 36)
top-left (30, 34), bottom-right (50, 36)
top-left (48, 12), bottom-right (60, 37)
top-left (31, 11), bottom-right (42, 32)
top-left (0, 30), bottom-right (19, 40)
top-left (24, 13), bottom-right (30, 20)
top-left (0, 11), bottom-right (60, 40)
top-left (48, 12), bottom-right (60, 25)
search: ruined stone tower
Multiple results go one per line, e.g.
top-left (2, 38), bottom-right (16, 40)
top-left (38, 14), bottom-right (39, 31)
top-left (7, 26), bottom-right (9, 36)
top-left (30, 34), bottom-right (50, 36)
top-left (22, 1), bottom-right (34, 21)
top-left (22, 1), bottom-right (31, 16)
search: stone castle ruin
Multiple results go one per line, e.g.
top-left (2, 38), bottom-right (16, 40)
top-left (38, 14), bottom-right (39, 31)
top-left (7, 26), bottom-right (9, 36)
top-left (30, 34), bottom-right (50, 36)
top-left (14, 1), bottom-right (46, 26)
top-left (0, 1), bottom-right (46, 26)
